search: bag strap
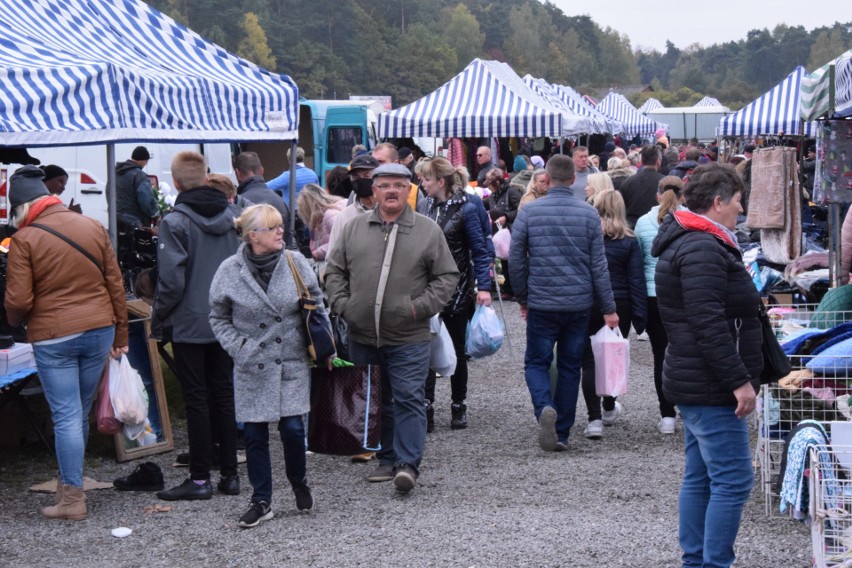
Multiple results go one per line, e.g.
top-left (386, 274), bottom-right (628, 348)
top-left (285, 250), bottom-right (311, 301)
top-left (29, 223), bottom-right (103, 274)
top-left (374, 223), bottom-right (399, 337)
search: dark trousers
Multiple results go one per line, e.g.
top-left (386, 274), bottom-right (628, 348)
top-left (425, 300), bottom-right (473, 404)
top-left (647, 297), bottom-right (677, 419)
top-left (172, 342), bottom-right (238, 481)
top-left (580, 299), bottom-right (632, 421)
top-left (244, 417), bottom-right (307, 505)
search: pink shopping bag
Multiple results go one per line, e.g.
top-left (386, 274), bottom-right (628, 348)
top-left (590, 325), bottom-right (629, 397)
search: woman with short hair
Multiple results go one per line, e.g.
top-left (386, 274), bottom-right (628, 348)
top-left (210, 204), bottom-right (332, 528)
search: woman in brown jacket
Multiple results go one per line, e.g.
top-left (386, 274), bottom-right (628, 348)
top-left (5, 166), bottom-right (128, 521)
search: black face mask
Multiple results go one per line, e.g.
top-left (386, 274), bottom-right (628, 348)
top-left (353, 177), bottom-right (374, 198)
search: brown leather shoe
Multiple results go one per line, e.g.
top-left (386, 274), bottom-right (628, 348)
top-left (350, 452), bottom-right (375, 463)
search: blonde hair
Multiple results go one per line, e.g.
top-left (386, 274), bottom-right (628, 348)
top-left (593, 190), bottom-right (633, 239)
top-left (171, 151), bottom-right (207, 190)
top-left (11, 194), bottom-right (52, 228)
top-left (296, 183), bottom-right (344, 231)
top-left (234, 204), bottom-right (283, 243)
top-left (585, 172), bottom-right (615, 203)
top-left (657, 175), bottom-right (685, 224)
top-left (525, 169), bottom-right (548, 194)
top-left (207, 174), bottom-right (237, 200)
top-left (419, 156), bottom-right (469, 194)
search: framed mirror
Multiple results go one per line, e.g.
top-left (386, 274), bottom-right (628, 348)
top-left (115, 300), bottom-right (174, 462)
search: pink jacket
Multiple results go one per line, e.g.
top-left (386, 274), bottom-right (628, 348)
top-left (310, 200), bottom-right (346, 260)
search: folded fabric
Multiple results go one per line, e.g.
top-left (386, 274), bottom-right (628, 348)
top-left (810, 285), bottom-right (852, 329)
top-left (806, 335), bottom-right (852, 376)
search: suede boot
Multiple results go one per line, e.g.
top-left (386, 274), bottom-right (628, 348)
top-left (54, 477), bottom-right (64, 505)
top-left (43, 485), bottom-right (87, 521)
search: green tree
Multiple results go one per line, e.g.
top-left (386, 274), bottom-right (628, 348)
top-left (237, 12), bottom-right (276, 71)
top-left (808, 28), bottom-right (851, 69)
top-left (503, 2), bottom-right (548, 77)
top-left (387, 24), bottom-right (458, 105)
top-left (440, 4), bottom-right (484, 71)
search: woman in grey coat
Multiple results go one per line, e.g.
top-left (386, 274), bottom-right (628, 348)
top-left (210, 204), bottom-right (331, 528)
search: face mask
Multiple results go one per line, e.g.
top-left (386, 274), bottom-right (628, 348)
top-left (354, 177), bottom-right (374, 198)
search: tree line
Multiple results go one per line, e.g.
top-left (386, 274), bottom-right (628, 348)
top-left (150, 0), bottom-right (851, 111)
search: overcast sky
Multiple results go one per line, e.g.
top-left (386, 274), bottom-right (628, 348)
top-left (548, 0), bottom-right (847, 52)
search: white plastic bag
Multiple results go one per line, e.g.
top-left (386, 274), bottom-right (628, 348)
top-left (429, 316), bottom-right (457, 377)
top-left (109, 355), bottom-right (148, 426)
top-left (493, 227), bottom-right (511, 260)
top-left (590, 326), bottom-right (629, 397)
top-left (465, 305), bottom-right (504, 359)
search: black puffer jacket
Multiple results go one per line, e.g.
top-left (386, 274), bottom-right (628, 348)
top-left (603, 236), bottom-right (647, 334)
top-left (652, 210), bottom-right (762, 406)
top-left (485, 180), bottom-right (522, 231)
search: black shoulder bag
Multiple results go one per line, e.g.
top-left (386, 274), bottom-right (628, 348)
top-left (757, 303), bottom-right (792, 384)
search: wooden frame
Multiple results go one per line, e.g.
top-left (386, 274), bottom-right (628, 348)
top-left (115, 300), bottom-right (174, 462)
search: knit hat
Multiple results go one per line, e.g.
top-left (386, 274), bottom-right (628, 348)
top-left (512, 155), bottom-right (527, 173)
top-left (131, 146), bottom-right (151, 161)
top-left (41, 164), bottom-right (68, 182)
top-left (531, 155), bottom-right (545, 169)
top-left (9, 165), bottom-right (50, 209)
top-left (398, 147), bottom-right (412, 160)
top-left (604, 142), bottom-right (616, 152)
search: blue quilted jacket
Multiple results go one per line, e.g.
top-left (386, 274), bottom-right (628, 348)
top-left (508, 187), bottom-right (615, 314)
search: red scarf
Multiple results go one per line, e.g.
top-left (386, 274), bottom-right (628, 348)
top-left (19, 196), bottom-right (63, 228)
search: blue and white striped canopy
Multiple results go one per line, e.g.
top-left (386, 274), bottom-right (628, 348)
top-left (378, 59), bottom-right (564, 139)
top-left (0, 0), bottom-right (299, 146)
top-left (550, 84), bottom-right (617, 134)
top-left (596, 92), bottom-right (666, 137)
top-left (522, 76), bottom-right (595, 135)
top-left (694, 97), bottom-right (723, 108)
top-left (720, 67), bottom-right (814, 137)
top-left (638, 98), bottom-right (663, 113)
top-left (801, 49), bottom-right (852, 121)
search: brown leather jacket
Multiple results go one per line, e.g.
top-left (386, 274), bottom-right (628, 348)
top-left (5, 204), bottom-right (128, 346)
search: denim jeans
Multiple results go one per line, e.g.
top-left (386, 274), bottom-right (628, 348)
top-left (126, 321), bottom-right (163, 441)
top-left (244, 416), bottom-right (307, 504)
top-left (524, 309), bottom-right (589, 443)
top-left (349, 340), bottom-right (430, 473)
top-left (677, 404), bottom-right (753, 568)
top-left (172, 342), bottom-right (238, 481)
top-left (33, 325), bottom-right (115, 488)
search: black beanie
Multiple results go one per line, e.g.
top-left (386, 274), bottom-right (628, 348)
top-left (41, 164), bottom-right (68, 182)
top-left (9, 165), bottom-right (50, 209)
top-left (131, 146), bottom-right (151, 161)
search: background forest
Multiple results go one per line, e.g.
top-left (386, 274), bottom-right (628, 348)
top-left (151, 0), bottom-right (852, 110)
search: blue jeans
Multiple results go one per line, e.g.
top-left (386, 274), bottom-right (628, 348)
top-left (349, 340), bottom-right (430, 473)
top-left (33, 325), bottom-right (115, 488)
top-left (677, 404), bottom-right (753, 568)
top-left (244, 417), bottom-right (307, 504)
top-left (524, 309), bottom-right (589, 443)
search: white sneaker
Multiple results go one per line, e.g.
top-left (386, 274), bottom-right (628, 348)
top-left (601, 401), bottom-right (623, 426)
top-left (658, 417), bottom-right (676, 434)
top-left (584, 420), bottom-right (604, 439)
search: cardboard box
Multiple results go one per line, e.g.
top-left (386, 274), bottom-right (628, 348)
top-left (0, 342), bottom-right (35, 375)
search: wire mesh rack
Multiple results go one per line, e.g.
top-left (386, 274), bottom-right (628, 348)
top-left (810, 445), bottom-right (852, 568)
top-left (756, 304), bottom-right (852, 517)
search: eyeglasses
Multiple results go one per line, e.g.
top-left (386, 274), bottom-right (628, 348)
top-left (476, 153), bottom-right (486, 157)
top-left (374, 182), bottom-right (409, 192)
top-left (252, 225), bottom-right (283, 233)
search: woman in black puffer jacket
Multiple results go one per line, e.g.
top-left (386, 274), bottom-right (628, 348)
top-left (651, 163), bottom-right (761, 568)
top-left (579, 190), bottom-right (647, 439)
top-left (483, 169), bottom-right (521, 298)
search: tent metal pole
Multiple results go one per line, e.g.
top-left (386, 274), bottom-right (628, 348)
top-left (106, 143), bottom-right (117, 251)
top-left (829, 203), bottom-right (841, 288)
top-left (287, 140), bottom-right (298, 249)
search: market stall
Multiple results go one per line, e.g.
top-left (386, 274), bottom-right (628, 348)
top-left (595, 92), bottom-right (667, 138)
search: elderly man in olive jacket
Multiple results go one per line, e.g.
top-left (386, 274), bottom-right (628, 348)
top-left (325, 163), bottom-right (458, 495)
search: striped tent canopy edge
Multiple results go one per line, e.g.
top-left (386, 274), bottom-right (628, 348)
top-left (801, 49), bottom-right (852, 121)
top-left (719, 67), bottom-right (814, 137)
top-left (550, 84), bottom-right (619, 134)
top-left (638, 97), bottom-right (664, 113)
top-left (0, 0), bottom-right (299, 146)
top-left (694, 96), bottom-right (723, 107)
top-left (596, 92), bottom-right (666, 137)
top-left (522, 75), bottom-right (597, 135)
top-left (378, 59), bottom-right (564, 139)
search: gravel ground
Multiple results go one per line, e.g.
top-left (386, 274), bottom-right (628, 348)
top-left (0, 302), bottom-right (811, 567)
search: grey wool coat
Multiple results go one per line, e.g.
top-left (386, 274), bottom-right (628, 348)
top-left (209, 244), bottom-right (328, 423)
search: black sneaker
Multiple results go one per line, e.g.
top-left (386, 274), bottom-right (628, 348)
top-left (113, 461), bottom-right (164, 491)
top-left (156, 478), bottom-right (213, 501)
top-left (393, 464), bottom-right (417, 493)
top-left (366, 463), bottom-right (395, 483)
top-left (238, 501), bottom-right (273, 528)
top-left (293, 485), bottom-right (313, 512)
top-left (217, 474), bottom-right (240, 496)
top-left (450, 402), bottom-right (468, 430)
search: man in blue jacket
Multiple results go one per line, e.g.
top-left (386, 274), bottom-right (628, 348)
top-left (509, 155), bottom-right (618, 452)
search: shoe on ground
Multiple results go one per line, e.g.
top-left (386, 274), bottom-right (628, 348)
top-left (393, 464), bottom-right (417, 493)
top-left (554, 441), bottom-right (568, 452)
top-left (366, 463), bottom-right (395, 483)
top-left (658, 417), bottom-right (677, 434)
top-left (239, 500), bottom-right (273, 528)
top-left (217, 474), bottom-right (240, 496)
top-left (450, 402), bottom-right (468, 430)
top-left (538, 406), bottom-right (558, 451)
top-left (293, 485), bottom-right (313, 511)
top-left (350, 452), bottom-right (375, 463)
top-left (113, 461), bottom-right (164, 491)
top-left (156, 478), bottom-right (213, 501)
top-left (602, 401), bottom-right (623, 426)
top-left (584, 420), bottom-right (604, 439)
top-left (426, 402), bottom-right (435, 433)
